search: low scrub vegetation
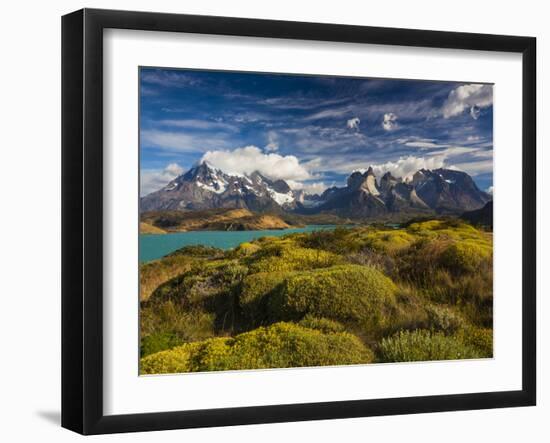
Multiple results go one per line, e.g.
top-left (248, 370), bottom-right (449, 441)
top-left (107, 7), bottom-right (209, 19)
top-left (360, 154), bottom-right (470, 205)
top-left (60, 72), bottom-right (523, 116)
top-left (140, 218), bottom-right (493, 373)
top-left (141, 322), bottom-right (374, 374)
top-left (377, 329), bottom-right (485, 362)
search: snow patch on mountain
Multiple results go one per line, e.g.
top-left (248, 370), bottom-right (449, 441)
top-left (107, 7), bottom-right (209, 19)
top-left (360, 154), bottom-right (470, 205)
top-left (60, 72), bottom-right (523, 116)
top-left (197, 181), bottom-right (226, 194)
top-left (268, 188), bottom-right (295, 206)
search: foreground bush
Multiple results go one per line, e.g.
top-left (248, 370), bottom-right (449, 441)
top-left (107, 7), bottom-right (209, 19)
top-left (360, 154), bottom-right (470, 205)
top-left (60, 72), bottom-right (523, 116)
top-left (361, 230), bottom-right (415, 253)
top-left (141, 331), bottom-right (182, 357)
top-left (247, 243), bottom-right (341, 273)
top-left (168, 244), bottom-right (224, 258)
top-left (457, 326), bottom-right (493, 357)
top-left (378, 329), bottom-right (483, 362)
top-left (425, 304), bottom-right (465, 334)
top-left (271, 265), bottom-right (397, 332)
top-left (140, 322), bottom-right (374, 374)
top-left (298, 315), bottom-right (346, 333)
top-left (229, 241), bottom-right (261, 257)
top-left (440, 239), bottom-right (492, 275)
top-left (239, 271), bottom-right (288, 325)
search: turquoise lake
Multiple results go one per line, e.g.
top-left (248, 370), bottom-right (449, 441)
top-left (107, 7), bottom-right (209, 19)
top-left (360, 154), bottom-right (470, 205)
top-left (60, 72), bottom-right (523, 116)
top-left (139, 225), bottom-right (339, 263)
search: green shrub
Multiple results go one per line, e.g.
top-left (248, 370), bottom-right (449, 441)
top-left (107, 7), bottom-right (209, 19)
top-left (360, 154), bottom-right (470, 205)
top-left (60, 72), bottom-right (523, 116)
top-left (426, 304), bottom-right (465, 334)
top-left (141, 332), bottom-right (182, 357)
top-left (139, 221), bottom-right (493, 373)
top-left (459, 326), bottom-right (493, 357)
top-left (406, 220), bottom-right (484, 241)
top-left (298, 315), bottom-right (345, 333)
top-left (148, 270), bottom-right (219, 307)
top-left (215, 262), bottom-right (249, 286)
top-left (147, 260), bottom-right (246, 306)
top-left (361, 230), bottom-right (415, 253)
top-left (440, 240), bottom-right (492, 274)
top-left (140, 322), bottom-right (374, 374)
top-left (230, 242), bottom-right (261, 257)
top-left (239, 272), bottom-right (288, 324)
top-left (296, 227), bottom-right (368, 255)
top-left (168, 244), bottom-right (224, 258)
top-left (378, 329), bottom-right (482, 362)
top-left (247, 245), bottom-right (341, 273)
top-left (270, 265), bottom-right (397, 331)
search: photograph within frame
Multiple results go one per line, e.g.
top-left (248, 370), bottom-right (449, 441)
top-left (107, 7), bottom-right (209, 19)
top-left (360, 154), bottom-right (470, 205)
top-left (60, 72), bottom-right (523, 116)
top-left (61, 8), bottom-right (536, 435)
top-left (138, 67), bottom-right (494, 375)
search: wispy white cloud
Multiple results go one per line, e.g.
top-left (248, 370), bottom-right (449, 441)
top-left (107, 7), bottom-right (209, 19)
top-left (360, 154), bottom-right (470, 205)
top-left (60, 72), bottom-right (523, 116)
top-left (141, 70), bottom-right (201, 88)
top-left (449, 159), bottom-right (493, 176)
top-left (156, 119), bottom-right (238, 132)
top-left (437, 146), bottom-right (480, 156)
top-left (382, 113), bottom-right (398, 131)
top-left (258, 96), bottom-right (350, 110)
top-left (486, 186), bottom-right (494, 195)
top-left (140, 163), bottom-right (184, 196)
top-left (303, 105), bottom-right (354, 121)
top-left (346, 117), bottom-right (361, 131)
top-left (442, 84), bottom-right (492, 119)
top-left (264, 131), bottom-right (279, 152)
top-left (287, 180), bottom-right (331, 195)
top-left (277, 125), bottom-right (370, 154)
top-left (141, 129), bottom-right (229, 153)
top-left (404, 141), bottom-right (446, 149)
top-left (400, 138), bottom-right (492, 162)
top-left (471, 149), bottom-right (494, 158)
top-left (363, 99), bottom-right (434, 121)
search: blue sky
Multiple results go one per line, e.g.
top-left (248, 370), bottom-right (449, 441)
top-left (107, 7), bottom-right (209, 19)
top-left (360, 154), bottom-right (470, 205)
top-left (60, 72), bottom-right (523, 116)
top-left (140, 67), bottom-right (493, 196)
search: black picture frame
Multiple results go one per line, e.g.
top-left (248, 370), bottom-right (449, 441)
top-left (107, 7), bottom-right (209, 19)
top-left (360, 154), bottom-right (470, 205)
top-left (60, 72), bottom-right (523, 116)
top-left (62, 8), bottom-right (536, 435)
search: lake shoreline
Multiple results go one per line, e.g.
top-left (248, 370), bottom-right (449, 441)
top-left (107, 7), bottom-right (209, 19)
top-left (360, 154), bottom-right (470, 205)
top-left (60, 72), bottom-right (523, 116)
top-left (139, 224), bottom-right (343, 263)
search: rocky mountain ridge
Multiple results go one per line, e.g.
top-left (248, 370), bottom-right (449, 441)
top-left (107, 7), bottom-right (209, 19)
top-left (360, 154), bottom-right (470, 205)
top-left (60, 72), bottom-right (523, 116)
top-left (141, 162), bottom-right (491, 218)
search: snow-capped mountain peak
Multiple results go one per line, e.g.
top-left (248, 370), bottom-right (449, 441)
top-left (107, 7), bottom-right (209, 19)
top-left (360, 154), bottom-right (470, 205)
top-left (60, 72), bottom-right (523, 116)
top-left (141, 162), bottom-right (491, 217)
top-left (141, 162), bottom-right (299, 212)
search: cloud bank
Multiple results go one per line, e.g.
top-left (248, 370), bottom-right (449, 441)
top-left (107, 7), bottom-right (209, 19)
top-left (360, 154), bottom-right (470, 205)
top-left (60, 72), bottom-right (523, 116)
top-left (370, 155), bottom-right (447, 180)
top-left (287, 180), bottom-right (330, 195)
top-left (201, 145), bottom-right (311, 181)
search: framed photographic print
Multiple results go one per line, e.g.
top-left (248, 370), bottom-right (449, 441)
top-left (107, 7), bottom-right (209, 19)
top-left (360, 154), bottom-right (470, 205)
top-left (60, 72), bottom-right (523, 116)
top-left (61, 8), bottom-right (536, 435)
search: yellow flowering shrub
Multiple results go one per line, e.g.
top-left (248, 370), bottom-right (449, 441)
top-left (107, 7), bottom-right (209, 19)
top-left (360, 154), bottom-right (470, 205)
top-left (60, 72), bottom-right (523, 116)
top-left (140, 219), bottom-right (493, 371)
top-left (270, 265), bottom-right (398, 331)
top-left (140, 322), bottom-right (374, 374)
top-left (247, 244), bottom-right (341, 273)
top-left (298, 315), bottom-right (346, 333)
top-left (239, 271), bottom-right (289, 324)
top-left (230, 241), bottom-right (261, 257)
top-left (440, 239), bottom-right (492, 274)
top-left (361, 230), bottom-right (415, 253)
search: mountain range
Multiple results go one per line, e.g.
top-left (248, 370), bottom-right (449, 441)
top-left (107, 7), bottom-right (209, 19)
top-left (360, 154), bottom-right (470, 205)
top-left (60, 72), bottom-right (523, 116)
top-left (140, 162), bottom-right (491, 218)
